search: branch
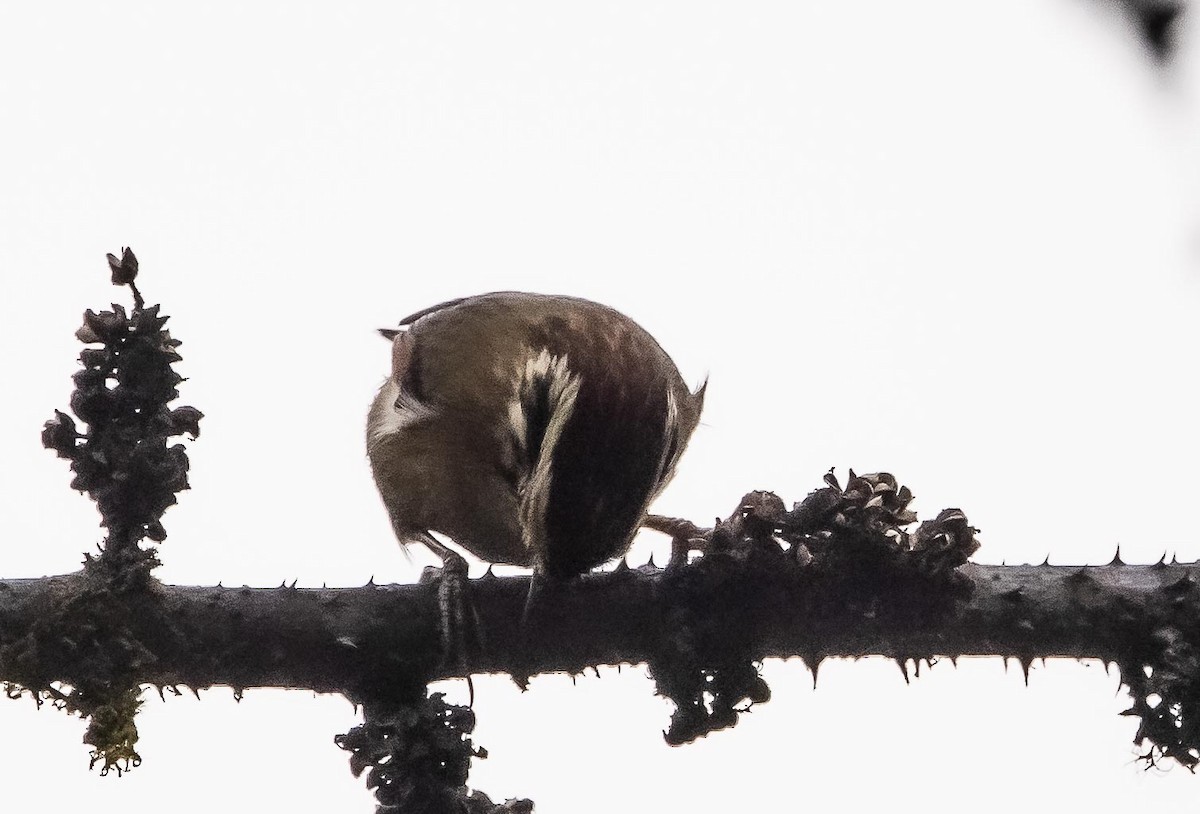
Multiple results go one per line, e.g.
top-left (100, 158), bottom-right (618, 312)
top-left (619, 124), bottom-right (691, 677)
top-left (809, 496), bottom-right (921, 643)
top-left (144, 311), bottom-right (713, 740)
top-left (2, 556), bottom-right (1198, 749)
top-left (0, 558), bottom-right (1187, 683)
top-left (17, 249), bottom-right (1200, 811)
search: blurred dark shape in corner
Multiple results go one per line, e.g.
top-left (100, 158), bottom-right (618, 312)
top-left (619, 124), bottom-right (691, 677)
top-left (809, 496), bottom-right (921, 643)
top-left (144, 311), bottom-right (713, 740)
top-left (1103, 0), bottom-right (1185, 61)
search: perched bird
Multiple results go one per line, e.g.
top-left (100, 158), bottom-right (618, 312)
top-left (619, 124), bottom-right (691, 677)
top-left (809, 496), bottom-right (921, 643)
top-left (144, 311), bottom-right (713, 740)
top-left (366, 292), bottom-right (705, 590)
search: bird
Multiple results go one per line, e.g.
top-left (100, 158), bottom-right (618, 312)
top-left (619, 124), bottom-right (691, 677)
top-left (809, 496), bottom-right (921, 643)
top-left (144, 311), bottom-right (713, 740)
top-left (366, 291), bottom-right (705, 655)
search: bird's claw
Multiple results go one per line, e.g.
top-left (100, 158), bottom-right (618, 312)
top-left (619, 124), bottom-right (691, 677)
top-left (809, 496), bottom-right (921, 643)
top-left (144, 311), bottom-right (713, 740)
top-left (416, 549), bottom-right (481, 692)
top-left (646, 493), bottom-right (788, 567)
top-left (643, 514), bottom-right (711, 568)
top-left (435, 552), bottom-right (479, 673)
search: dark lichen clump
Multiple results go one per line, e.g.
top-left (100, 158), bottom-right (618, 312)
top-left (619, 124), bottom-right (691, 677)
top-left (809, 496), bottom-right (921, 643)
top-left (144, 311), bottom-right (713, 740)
top-left (650, 471), bottom-right (982, 745)
top-left (336, 692), bottom-right (531, 814)
top-left (42, 247), bottom-right (201, 574)
top-left (14, 247), bottom-right (203, 773)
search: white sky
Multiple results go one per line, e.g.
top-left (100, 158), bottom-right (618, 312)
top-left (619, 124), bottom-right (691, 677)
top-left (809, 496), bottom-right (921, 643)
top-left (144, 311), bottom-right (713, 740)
top-left (3, 1), bottom-right (1200, 811)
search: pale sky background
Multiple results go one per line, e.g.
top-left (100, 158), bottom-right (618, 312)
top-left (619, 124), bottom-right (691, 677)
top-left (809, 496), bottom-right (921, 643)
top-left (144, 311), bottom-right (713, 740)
top-left (2, 1), bottom-right (1200, 811)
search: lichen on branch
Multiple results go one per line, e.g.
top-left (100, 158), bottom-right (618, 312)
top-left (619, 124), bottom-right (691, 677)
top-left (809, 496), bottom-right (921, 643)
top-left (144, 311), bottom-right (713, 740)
top-left (42, 247), bottom-right (201, 572)
top-left (646, 471), bottom-right (980, 744)
top-left (13, 247), bottom-right (203, 774)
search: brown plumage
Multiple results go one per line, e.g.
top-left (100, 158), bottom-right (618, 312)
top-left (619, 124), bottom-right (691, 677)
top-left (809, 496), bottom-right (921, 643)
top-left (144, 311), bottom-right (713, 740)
top-left (367, 292), bottom-right (704, 580)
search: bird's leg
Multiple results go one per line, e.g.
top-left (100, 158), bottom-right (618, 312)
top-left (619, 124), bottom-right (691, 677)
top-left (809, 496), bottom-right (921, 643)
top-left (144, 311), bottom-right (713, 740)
top-left (642, 514), bottom-right (712, 567)
top-left (413, 532), bottom-right (480, 684)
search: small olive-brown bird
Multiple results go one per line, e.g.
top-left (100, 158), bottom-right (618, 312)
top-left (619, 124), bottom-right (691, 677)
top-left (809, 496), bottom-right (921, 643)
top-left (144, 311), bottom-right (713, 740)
top-left (366, 292), bottom-right (705, 583)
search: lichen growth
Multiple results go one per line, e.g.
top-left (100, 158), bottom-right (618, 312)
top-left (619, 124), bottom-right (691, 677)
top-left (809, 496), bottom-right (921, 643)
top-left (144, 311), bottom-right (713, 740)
top-left (5, 247), bottom-right (202, 773)
top-left (650, 471), bottom-right (981, 744)
top-left (336, 692), bottom-right (528, 814)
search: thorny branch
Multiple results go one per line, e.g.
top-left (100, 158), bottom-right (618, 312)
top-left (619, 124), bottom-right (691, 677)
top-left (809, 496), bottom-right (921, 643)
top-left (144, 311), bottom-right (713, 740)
top-left (5, 249), bottom-right (1200, 812)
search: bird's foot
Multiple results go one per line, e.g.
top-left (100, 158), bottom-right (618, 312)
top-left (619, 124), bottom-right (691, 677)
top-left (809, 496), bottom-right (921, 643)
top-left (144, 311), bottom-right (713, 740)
top-left (642, 514), bottom-right (711, 568)
top-left (645, 494), bottom-right (788, 566)
top-left (418, 548), bottom-right (481, 692)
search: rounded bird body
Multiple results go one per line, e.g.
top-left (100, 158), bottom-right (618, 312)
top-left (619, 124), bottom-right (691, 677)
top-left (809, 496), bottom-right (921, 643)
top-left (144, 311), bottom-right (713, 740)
top-left (367, 292), bottom-right (704, 580)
